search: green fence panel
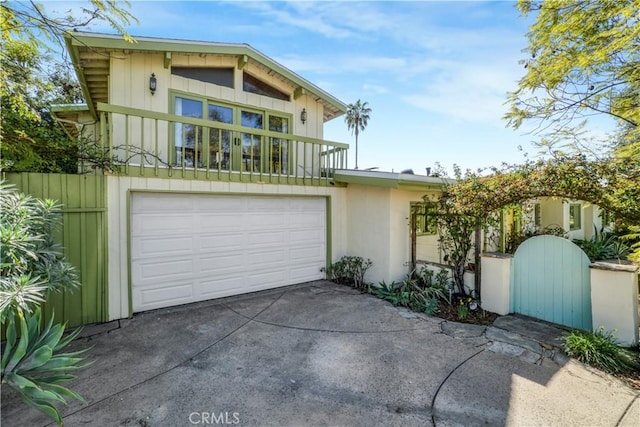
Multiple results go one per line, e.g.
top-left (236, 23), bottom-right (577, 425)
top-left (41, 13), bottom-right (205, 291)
top-left (3, 173), bottom-right (109, 327)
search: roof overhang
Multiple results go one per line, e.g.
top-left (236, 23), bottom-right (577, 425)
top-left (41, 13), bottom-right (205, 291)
top-left (50, 104), bottom-right (91, 138)
top-left (65, 32), bottom-right (347, 122)
top-left (334, 170), bottom-right (453, 192)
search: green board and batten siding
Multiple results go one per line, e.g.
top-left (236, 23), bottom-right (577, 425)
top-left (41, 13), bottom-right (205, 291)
top-left (512, 235), bottom-right (592, 331)
top-left (4, 173), bottom-right (108, 327)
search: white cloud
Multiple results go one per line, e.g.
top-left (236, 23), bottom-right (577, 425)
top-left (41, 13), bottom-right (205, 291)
top-left (362, 83), bottom-right (389, 94)
top-left (403, 60), bottom-right (521, 124)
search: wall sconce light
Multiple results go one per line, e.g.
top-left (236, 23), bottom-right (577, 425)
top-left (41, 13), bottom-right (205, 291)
top-left (300, 108), bottom-right (307, 124)
top-left (149, 73), bottom-right (157, 95)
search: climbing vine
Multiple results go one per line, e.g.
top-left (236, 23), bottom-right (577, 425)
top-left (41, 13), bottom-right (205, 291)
top-left (444, 155), bottom-right (639, 224)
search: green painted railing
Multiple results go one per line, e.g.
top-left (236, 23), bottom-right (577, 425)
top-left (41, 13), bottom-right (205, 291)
top-left (97, 103), bottom-right (349, 185)
top-left (3, 173), bottom-right (109, 327)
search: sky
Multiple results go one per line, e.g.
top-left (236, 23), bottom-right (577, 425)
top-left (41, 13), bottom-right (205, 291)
top-left (41, 0), bottom-right (552, 173)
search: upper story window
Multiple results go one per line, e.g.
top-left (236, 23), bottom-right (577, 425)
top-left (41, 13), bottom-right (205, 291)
top-left (243, 72), bottom-right (290, 101)
top-left (171, 67), bottom-right (234, 88)
top-left (171, 92), bottom-right (291, 174)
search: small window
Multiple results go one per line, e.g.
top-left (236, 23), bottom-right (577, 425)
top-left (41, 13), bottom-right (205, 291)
top-left (171, 67), bottom-right (234, 88)
top-left (569, 203), bottom-right (582, 231)
top-left (243, 73), bottom-right (290, 101)
top-left (534, 203), bottom-right (541, 227)
top-left (411, 202), bottom-right (437, 236)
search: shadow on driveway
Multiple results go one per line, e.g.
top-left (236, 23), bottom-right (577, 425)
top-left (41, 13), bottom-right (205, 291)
top-left (2, 281), bottom-right (637, 426)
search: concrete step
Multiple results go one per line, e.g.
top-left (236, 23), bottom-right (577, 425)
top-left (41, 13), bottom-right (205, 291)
top-left (439, 314), bottom-right (571, 365)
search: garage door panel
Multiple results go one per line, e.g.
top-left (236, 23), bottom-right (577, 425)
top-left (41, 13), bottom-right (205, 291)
top-left (289, 265), bottom-right (323, 282)
top-left (198, 277), bottom-right (247, 297)
top-left (246, 213), bottom-right (287, 228)
top-left (246, 270), bottom-right (287, 288)
top-left (199, 233), bottom-right (245, 251)
top-left (132, 214), bottom-right (194, 235)
top-left (131, 193), bottom-right (326, 312)
top-left (138, 283), bottom-right (193, 308)
top-left (133, 194), bottom-right (194, 213)
top-left (199, 253), bottom-right (245, 273)
top-left (198, 214), bottom-right (243, 231)
top-left (136, 258), bottom-right (194, 282)
top-left (290, 228), bottom-right (323, 243)
top-left (290, 246), bottom-right (323, 262)
top-left (247, 248), bottom-right (287, 262)
top-left (291, 213), bottom-right (324, 227)
top-left (197, 196), bottom-right (244, 211)
top-left (249, 231), bottom-right (289, 246)
top-left (133, 236), bottom-right (194, 258)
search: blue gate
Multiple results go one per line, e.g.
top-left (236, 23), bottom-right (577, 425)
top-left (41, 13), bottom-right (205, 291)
top-left (512, 235), bottom-right (592, 330)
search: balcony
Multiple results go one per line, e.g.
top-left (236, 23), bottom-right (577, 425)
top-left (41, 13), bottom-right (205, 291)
top-left (97, 103), bottom-right (349, 186)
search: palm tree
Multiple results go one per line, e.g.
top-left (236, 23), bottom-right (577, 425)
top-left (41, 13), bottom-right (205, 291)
top-left (345, 99), bottom-right (371, 169)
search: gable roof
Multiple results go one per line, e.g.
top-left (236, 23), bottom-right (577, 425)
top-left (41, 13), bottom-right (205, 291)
top-left (65, 32), bottom-right (347, 121)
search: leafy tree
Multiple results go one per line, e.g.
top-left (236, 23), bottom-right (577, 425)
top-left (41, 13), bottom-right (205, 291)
top-left (1, 1), bottom-right (136, 172)
top-left (506, 0), bottom-right (639, 154)
top-left (0, 182), bottom-right (88, 425)
top-left (504, 0), bottom-right (639, 260)
top-left (345, 99), bottom-right (372, 169)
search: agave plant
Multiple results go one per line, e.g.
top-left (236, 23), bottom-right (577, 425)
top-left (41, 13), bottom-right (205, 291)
top-left (0, 182), bottom-right (88, 425)
top-left (1, 309), bottom-right (89, 425)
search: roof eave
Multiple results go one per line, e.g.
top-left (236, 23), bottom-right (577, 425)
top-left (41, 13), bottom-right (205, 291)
top-left (66, 32), bottom-right (347, 120)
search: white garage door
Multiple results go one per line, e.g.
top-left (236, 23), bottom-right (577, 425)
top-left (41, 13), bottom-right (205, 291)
top-left (131, 193), bottom-right (326, 312)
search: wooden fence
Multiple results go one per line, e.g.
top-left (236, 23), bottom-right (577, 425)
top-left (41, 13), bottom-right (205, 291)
top-left (4, 173), bottom-right (108, 327)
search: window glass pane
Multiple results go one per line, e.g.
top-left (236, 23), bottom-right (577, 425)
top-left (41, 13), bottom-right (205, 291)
top-left (174, 97), bottom-right (203, 168)
top-left (243, 73), bottom-right (290, 101)
top-left (569, 203), bottom-right (581, 231)
top-left (172, 67), bottom-right (234, 88)
top-left (241, 110), bottom-right (263, 129)
top-left (208, 104), bottom-right (233, 123)
top-left (269, 116), bottom-right (288, 133)
top-left (268, 116), bottom-right (289, 174)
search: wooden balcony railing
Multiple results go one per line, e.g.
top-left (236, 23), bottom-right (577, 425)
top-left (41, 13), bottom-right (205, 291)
top-left (97, 103), bottom-right (349, 185)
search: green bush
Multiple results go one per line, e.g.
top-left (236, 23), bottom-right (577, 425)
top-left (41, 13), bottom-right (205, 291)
top-left (0, 182), bottom-right (88, 425)
top-left (563, 328), bottom-right (639, 374)
top-left (573, 226), bottom-right (630, 262)
top-left (327, 256), bottom-right (372, 290)
top-left (371, 266), bottom-right (453, 316)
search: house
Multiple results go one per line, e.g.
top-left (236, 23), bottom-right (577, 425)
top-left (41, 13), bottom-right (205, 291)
top-left (44, 32), bottom-right (446, 325)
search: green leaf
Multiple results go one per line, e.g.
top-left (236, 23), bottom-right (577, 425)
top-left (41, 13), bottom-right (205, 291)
top-left (19, 345), bottom-right (53, 371)
top-left (20, 396), bottom-right (63, 426)
top-left (5, 313), bottom-right (30, 373)
top-left (37, 374), bottom-right (76, 384)
top-left (4, 371), bottom-right (39, 390)
top-left (40, 382), bottom-right (85, 403)
top-left (1, 313), bottom-right (18, 369)
top-left (31, 356), bottom-right (86, 373)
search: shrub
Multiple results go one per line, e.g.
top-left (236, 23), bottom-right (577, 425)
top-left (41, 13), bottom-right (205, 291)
top-left (371, 266), bottom-right (453, 316)
top-left (0, 182), bottom-right (88, 425)
top-left (563, 328), bottom-right (639, 374)
top-left (327, 256), bottom-right (372, 290)
top-left (573, 226), bottom-right (630, 262)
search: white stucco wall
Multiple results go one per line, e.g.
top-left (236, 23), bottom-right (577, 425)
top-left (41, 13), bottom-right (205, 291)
top-left (590, 263), bottom-right (639, 346)
top-left (345, 185), bottom-right (442, 284)
top-left (345, 184), bottom-right (392, 284)
top-left (106, 175), bottom-right (347, 320)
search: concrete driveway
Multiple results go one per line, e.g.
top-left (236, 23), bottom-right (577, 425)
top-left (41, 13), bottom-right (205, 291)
top-left (2, 281), bottom-right (638, 426)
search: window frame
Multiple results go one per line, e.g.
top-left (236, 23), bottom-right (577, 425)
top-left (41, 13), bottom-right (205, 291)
top-left (569, 203), bottom-right (582, 231)
top-left (411, 201), bottom-right (438, 236)
top-left (168, 90), bottom-right (293, 171)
